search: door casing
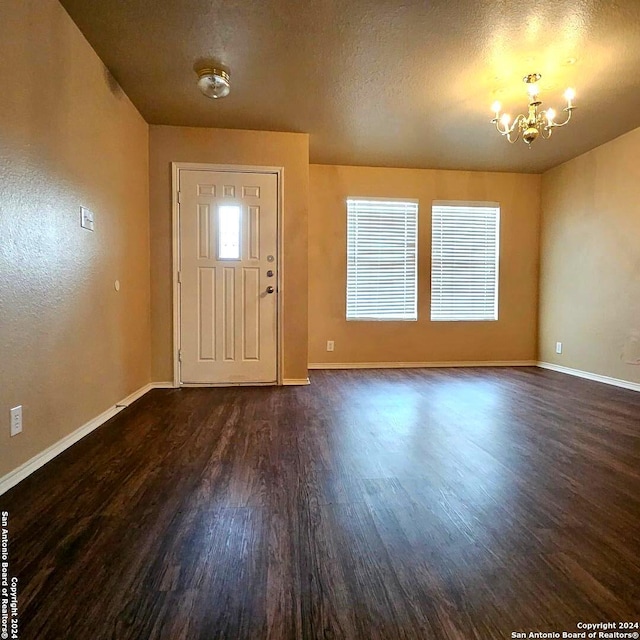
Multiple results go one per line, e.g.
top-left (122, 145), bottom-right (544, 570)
top-left (171, 162), bottom-right (284, 387)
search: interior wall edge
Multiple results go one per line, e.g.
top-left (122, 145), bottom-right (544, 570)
top-left (536, 362), bottom-right (640, 393)
top-left (308, 361), bottom-right (538, 370)
top-left (0, 382), bottom-right (170, 496)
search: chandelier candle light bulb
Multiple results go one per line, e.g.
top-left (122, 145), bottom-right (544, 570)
top-left (564, 87), bottom-right (576, 107)
top-left (490, 73), bottom-right (576, 146)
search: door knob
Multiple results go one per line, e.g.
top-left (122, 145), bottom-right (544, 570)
top-left (266, 286), bottom-right (275, 294)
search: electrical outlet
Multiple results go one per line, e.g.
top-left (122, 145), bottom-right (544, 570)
top-left (326, 340), bottom-right (335, 352)
top-left (556, 341), bottom-right (563, 354)
top-left (10, 405), bottom-right (22, 437)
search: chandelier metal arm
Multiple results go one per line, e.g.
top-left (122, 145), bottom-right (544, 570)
top-left (547, 107), bottom-right (575, 129)
top-left (540, 126), bottom-right (553, 140)
top-left (492, 113), bottom-right (527, 144)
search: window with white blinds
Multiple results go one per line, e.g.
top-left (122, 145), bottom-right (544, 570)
top-left (346, 198), bottom-right (418, 321)
top-left (430, 202), bottom-right (500, 321)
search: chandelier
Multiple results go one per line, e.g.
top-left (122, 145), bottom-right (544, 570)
top-left (490, 74), bottom-right (576, 146)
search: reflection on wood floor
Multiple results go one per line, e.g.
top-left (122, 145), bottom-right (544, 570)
top-left (2, 367), bottom-right (640, 639)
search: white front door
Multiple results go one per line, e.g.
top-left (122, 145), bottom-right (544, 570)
top-left (178, 169), bottom-right (278, 384)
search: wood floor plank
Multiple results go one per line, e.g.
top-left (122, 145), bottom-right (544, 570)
top-left (1, 367), bottom-right (639, 639)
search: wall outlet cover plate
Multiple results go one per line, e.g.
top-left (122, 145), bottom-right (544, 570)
top-left (10, 405), bottom-right (22, 436)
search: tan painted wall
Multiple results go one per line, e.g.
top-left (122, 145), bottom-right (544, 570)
top-left (149, 126), bottom-right (309, 382)
top-left (0, 0), bottom-right (151, 479)
top-left (308, 165), bottom-right (541, 365)
top-left (539, 128), bottom-right (640, 383)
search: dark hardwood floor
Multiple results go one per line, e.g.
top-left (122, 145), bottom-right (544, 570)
top-left (2, 367), bottom-right (640, 639)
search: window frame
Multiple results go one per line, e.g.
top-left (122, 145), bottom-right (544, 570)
top-left (346, 197), bottom-right (419, 322)
top-left (430, 200), bottom-right (500, 322)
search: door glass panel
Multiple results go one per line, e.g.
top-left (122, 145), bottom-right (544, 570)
top-left (218, 205), bottom-right (241, 259)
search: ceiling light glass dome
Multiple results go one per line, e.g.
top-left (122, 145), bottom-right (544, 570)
top-left (196, 68), bottom-right (230, 99)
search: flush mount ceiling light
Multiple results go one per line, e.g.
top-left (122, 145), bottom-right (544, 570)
top-left (196, 67), bottom-right (230, 99)
top-left (490, 73), bottom-right (576, 146)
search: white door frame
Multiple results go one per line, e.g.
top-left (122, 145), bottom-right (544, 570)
top-left (171, 162), bottom-right (284, 387)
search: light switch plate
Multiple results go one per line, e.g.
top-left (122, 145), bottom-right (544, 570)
top-left (556, 341), bottom-right (563, 354)
top-left (80, 206), bottom-right (95, 231)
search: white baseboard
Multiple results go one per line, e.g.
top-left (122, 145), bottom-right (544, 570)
top-left (308, 360), bottom-right (537, 370)
top-left (0, 382), bottom-right (170, 496)
top-left (536, 362), bottom-right (640, 392)
top-left (282, 378), bottom-right (311, 385)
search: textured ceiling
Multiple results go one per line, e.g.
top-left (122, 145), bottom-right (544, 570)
top-left (59, 0), bottom-right (640, 173)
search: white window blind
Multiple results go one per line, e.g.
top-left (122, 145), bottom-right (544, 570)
top-left (430, 202), bottom-right (500, 321)
top-left (347, 198), bottom-right (418, 321)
